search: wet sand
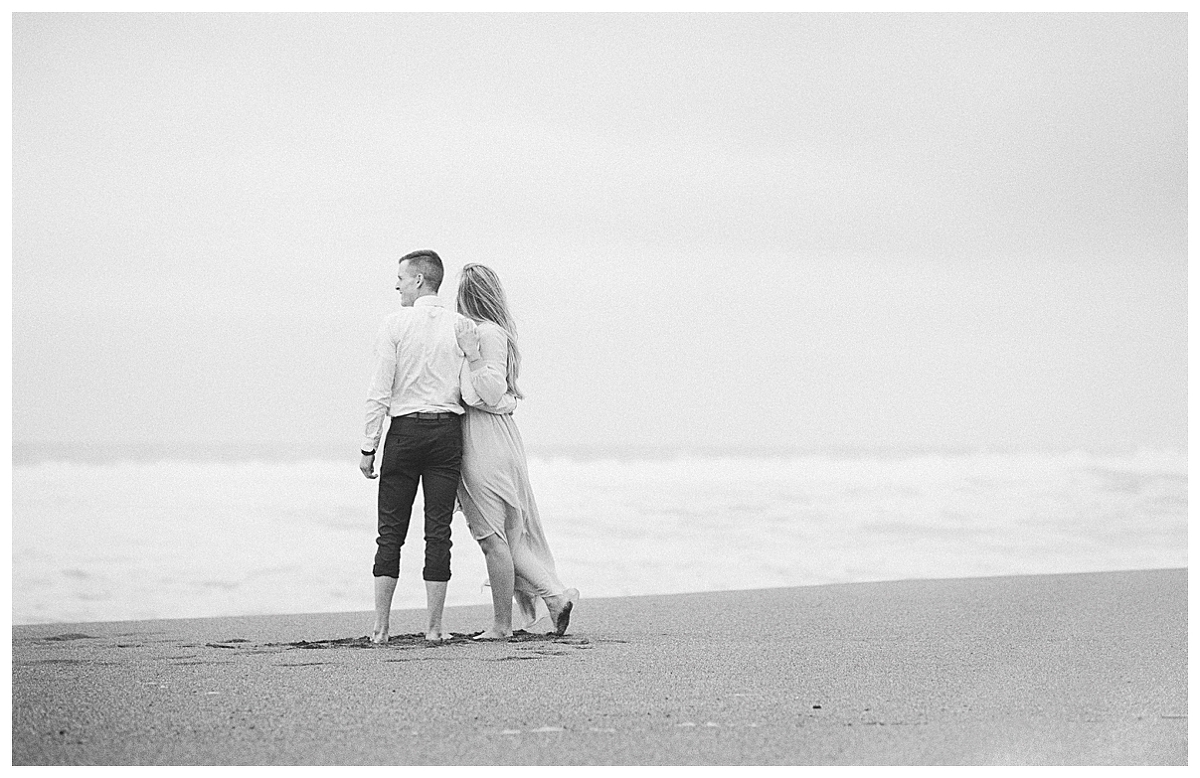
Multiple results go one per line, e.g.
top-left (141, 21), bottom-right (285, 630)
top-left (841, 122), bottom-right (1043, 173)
top-left (11, 568), bottom-right (1187, 765)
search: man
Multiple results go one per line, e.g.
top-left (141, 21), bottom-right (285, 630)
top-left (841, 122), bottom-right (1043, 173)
top-left (360, 249), bottom-right (476, 643)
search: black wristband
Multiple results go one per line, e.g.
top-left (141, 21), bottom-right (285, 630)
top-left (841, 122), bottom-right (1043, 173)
top-left (361, 449), bottom-right (376, 457)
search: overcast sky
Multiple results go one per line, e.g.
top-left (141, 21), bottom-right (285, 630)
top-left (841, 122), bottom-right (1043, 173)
top-left (12, 13), bottom-right (1187, 455)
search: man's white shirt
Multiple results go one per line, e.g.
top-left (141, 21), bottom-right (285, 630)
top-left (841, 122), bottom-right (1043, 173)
top-left (363, 295), bottom-right (468, 453)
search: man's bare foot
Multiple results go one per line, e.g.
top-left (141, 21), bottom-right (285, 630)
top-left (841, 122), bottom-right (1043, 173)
top-left (548, 588), bottom-right (580, 635)
top-left (370, 626), bottom-right (389, 644)
top-left (472, 628), bottom-right (512, 641)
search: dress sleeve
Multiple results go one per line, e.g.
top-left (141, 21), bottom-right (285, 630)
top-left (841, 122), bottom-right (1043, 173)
top-left (459, 359), bottom-right (481, 407)
top-left (462, 325), bottom-right (514, 409)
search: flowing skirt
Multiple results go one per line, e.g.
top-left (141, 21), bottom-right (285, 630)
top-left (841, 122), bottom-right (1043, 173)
top-left (457, 408), bottom-right (565, 627)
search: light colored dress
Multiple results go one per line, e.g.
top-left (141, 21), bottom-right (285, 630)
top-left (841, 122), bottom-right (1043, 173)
top-left (457, 322), bottom-right (565, 627)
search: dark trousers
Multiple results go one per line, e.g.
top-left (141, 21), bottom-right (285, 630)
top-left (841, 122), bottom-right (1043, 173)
top-left (373, 414), bottom-right (462, 581)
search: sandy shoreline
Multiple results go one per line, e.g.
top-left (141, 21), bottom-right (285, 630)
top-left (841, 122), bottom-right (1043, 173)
top-left (11, 569), bottom-right (1187, 765)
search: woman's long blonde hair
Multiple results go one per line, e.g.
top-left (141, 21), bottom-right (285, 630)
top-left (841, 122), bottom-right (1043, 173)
top-left (456, 263), bottom-right (523, 399)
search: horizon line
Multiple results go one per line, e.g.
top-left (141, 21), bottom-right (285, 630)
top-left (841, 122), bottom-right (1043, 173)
top-left (11, 440), bottom-right (1187, 466)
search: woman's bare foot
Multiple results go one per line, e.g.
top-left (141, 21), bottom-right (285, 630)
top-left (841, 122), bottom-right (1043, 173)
top-left (547, 588), bottom-right (580, 635)
top-left (370, 623), bottom-right (389, 644)
top-left (472, 628), bottom-right (512, 641)
top-left (424, 630), bottom-right (452, 642)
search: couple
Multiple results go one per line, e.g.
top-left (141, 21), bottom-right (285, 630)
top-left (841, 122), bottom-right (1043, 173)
top-left (359, 249), bottom-right (578, 643)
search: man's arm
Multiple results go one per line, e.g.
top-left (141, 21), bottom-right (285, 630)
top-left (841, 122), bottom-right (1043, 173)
top-left (361, 319), bottom-right (397, 478)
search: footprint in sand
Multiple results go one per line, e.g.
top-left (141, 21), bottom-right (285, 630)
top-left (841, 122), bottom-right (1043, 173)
top-left (43, 633), bottom-right (96, 642)
top-left (27, 658), bottom-right (88, 665)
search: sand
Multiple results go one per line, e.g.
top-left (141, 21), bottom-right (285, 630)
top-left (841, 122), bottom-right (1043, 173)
top-left (11, 568), bottom-right (1187, 765)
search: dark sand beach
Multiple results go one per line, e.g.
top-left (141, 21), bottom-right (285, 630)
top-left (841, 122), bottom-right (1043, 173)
top-left (12, 569), bottom-right (1186, 765)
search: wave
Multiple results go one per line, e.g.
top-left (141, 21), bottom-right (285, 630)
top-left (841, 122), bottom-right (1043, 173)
top-left (12, 450), bottom-right (1186, 624)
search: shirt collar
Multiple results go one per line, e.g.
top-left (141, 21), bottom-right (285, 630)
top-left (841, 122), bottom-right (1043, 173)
top-left (414, 295), bottom-right (445, 308)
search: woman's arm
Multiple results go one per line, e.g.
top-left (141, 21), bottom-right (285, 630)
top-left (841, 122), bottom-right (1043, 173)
top-left (461, 323), bottom-right (513, 409)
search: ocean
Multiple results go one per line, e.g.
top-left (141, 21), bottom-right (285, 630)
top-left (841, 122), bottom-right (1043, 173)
top-left (10, 447), bottom-right (1187, 626)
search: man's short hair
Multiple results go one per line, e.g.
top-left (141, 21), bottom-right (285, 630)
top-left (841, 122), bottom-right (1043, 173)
top-left (399, 249), bottom-right (444, 291)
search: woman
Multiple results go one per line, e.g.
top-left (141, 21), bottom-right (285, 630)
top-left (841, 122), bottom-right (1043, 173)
top-left (454, 263), bottom-right (579, 640)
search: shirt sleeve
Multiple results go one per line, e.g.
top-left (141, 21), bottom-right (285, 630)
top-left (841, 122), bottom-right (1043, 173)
top-left (363, 320), bottom-right (397, 452)
top-left (461, 325), bottom-right (515, 411)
